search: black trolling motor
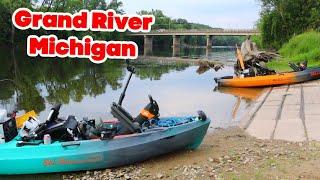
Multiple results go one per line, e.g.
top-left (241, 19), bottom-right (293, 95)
top-left (111, 61), bottom-right (160, 134)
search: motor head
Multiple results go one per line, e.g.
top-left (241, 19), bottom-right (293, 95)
top-left (127, 65), bottom-right (135, 73)
top-left (134, 95), bottom-right (160, 126)
top-left (126, 60), bottom-right (135, 73)
top-left (197, 110), bottom-right (207, 121)
top-left (46, 104), bottom-right (62, 122)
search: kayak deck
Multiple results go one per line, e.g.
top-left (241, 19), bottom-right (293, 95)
top-left (216, 67), bottom-right (320, 87)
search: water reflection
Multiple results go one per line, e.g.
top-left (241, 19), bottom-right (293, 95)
top-left (151, 46), bottom-right (236, 61)
top-left (214, 87), bottom-right (265, 120)
top-left (214, 87), bottom-right (265, 101)
top-left (0, 46), bottom-right (258, 128)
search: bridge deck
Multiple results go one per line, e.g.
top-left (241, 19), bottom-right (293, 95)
top-left (128, 29), bottom-right (260, 36)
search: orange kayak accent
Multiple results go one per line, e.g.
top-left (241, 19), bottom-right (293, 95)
top-left (216, 68), bottom-right (320, 88)
top-left (236, 45), bottom-right (245, 70)
top-left (140, 109), bottom-right (155, 119)
top-left (216, 87), bottom-right (264, 100)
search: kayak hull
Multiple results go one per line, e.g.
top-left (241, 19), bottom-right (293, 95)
top-left (216, 67), bottom-right (320, 87)
top-left (0, 117), bottom-right (210, 175)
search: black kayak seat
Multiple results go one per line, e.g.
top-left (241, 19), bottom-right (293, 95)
top-left (288, 62), bottom-right (300, 72)
top-left (289, 61), bottom-right (308, 72)
top-left (111, 102), bottom-right (141, 134)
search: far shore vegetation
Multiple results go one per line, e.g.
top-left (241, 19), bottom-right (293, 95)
top-left (256, 0), bottom-right (320, 71)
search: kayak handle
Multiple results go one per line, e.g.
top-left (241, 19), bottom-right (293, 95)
top-left (161, 135), bottom-right (176, 140)
top-left (61, 141), bottom-right (80, 147)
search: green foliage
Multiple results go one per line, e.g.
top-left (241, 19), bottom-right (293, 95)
top-left (267, 31), bottom-right (320, 71)
top-left (251, 35), bottom-right (263, 49)
top-left (213, 36), bottom-right (245, 46)
top-left (258, 0), bottom-right (320, 49)
top-left (136, 9), bottom-right (243, 47)
top-left (279, 31), bottom-right (320, 61)
top-left (0, 0), bottom-right (124, 44)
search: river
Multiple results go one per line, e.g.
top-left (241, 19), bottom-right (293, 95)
top-left (0, 46), bottom-right (263, 179)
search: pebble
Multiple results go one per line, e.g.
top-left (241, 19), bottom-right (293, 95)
top-left (156, 173), bottom-right (164, 179)
top-left (124, 174), bottom-right (131, 180)
top-left (243, 158), bottom-right (250, 165)
top-left (61, 131), bottom-right (319, 180)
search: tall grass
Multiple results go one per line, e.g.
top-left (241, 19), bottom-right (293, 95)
top-left (267, 31), bottom-right (320, 71)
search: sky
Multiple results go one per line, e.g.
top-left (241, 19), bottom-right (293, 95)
top-left (121, 0), bottom-right (261, 29)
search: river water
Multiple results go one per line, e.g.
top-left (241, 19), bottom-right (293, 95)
top-left (0, 46), bottom-right (261, 129)
top-left (0, 46), bottom-right (263, 178)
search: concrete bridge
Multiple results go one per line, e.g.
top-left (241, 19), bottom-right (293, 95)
top-left (128, 29), bottom-right (260, 56)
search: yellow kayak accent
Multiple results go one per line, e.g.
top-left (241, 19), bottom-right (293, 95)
top-left (16, 110), bottom-right (37, 128)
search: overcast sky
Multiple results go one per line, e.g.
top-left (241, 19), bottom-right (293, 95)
top-left (121, 0), bottom-right (261, 29)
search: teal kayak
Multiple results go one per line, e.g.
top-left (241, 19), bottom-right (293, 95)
top-left (0, 116), bottom-right (210, 175)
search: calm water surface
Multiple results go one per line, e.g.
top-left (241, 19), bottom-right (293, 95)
top-left (0, 46), bottom-right (263, 179)
top-left (0, 47), bottom-right (260, 129)
top-left (152, 46), bottom-right (236, 61)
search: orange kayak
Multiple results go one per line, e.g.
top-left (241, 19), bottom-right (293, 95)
top-left (215, 67), bottom-right (320, 88)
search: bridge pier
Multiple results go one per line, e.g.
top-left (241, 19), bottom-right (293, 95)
top-left (206, 35), bottom-right (213, 48)
top-left (144, 35), bottom-right (153, 56)
top-left (206, 47), bottom-right (212, 58)
top-left (172, 35), bottom-right (180, 57)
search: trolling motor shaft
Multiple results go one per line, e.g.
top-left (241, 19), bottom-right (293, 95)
top-left (118, 65), bottom-right (135, 106)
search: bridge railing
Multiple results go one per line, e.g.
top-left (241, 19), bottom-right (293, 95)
top-left (134, 29), bottom-right (259, 34)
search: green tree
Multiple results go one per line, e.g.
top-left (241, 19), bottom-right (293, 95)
top-left (0, 0), bottom-right (124, 44)
top-left (259, 0), bottom-right (320, 49)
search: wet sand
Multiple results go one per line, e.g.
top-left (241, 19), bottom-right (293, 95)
top-left (64, 128), bottom-right (320, 179)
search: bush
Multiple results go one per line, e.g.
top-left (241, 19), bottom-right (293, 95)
top-left (267, 31), bottom-right (320, 71)
top-left (279, 31), bottom-right (320, 61)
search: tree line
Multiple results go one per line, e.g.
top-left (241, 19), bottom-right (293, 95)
top-left (0, 1), bottom-right (244, 47)
top-left (258, 0), bottom-right (320, 49)
top-left (0, 0), bottom-right (124, 45)
top-left (132, 9), bottom-right (244, 47)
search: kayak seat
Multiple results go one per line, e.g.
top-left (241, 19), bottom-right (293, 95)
top-left (288, 62), bottom-right (300, 72)
top-left (289, 61), bottom-right (308, 72)
top-left (43, 115), bottom-right (78, 141)
top-left (111, 102), bottom-right (141, 134)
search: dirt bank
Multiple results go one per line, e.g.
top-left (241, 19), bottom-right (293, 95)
top-left (63, 127), bottom-right (320, 179)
